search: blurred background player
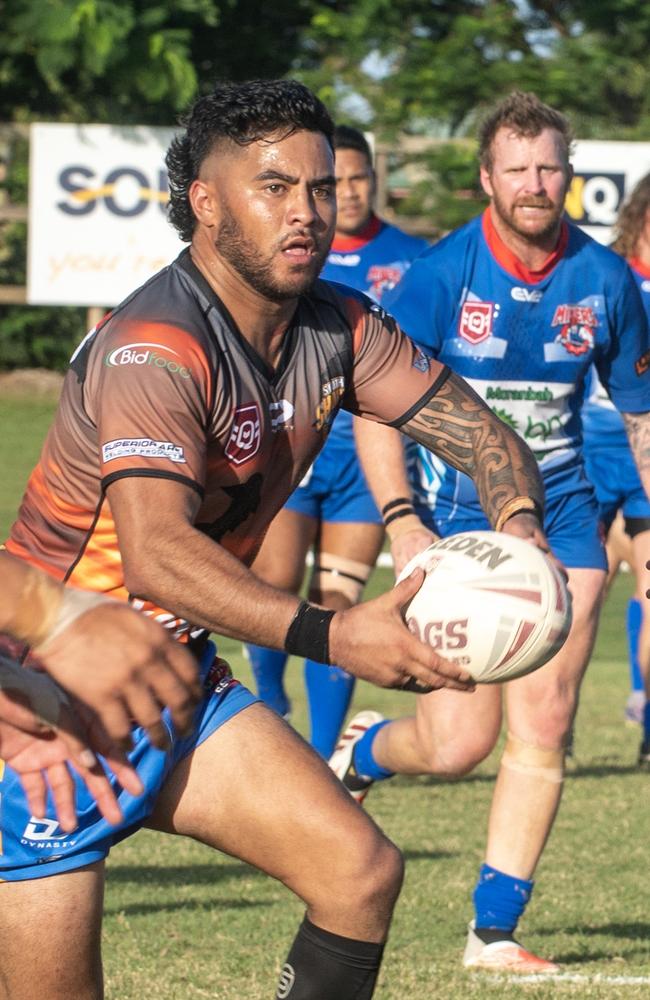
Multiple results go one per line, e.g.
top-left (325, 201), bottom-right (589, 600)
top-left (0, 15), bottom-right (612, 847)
top-left (246, 125), bottom-right (428, 757)
top-left (336, 92), bottom-right (650, 973)
top-left (582, 172), bottom-right (650, 753)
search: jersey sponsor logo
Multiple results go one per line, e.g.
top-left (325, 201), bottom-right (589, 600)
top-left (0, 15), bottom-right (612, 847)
top-left (102, 438), bottom-right (186, 464)
top-left (458, 301), bottom-right (495, 344)
top-left (511, 286), bottom-right (543, 303)
top-left (551, 304), bottom-right (597, 356)
top-left (565, 171), bottom-right (624, 228)
top-left (314, 376), bottom-right (345, 431)
top-left (486, 386), bottom-right (554, 403)
top-left (367, 263), bottom-right (404, 298)
top-left (225, 403), bottom-right (261, 465)
top-left (635, 348), bottom-right (650, 375)
top-left (269, 399), bottom-right (295, 431)
top-left (104, 342), bottom-right (192, 379)
top-left (327, 252), bottom-right (361, 266)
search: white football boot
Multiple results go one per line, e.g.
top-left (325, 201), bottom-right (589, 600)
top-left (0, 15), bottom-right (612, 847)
top-left (328, 710), bottom-right (384, 804)
top-left (463, 920), bottom-right (559, 974)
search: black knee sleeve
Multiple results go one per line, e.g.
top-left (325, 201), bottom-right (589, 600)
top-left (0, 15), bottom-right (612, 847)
top-left (276, 917), bottom-right (385, 999)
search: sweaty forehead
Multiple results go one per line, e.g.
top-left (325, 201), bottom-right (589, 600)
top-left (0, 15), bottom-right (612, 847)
top-left (200, 129), bottom-right (334, 180)
top-left (491, 126), bottom-right (568, 166)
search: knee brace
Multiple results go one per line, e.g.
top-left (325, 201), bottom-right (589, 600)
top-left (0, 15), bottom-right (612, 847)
top-left (311, 553), bottom-right (373, 605)
top-left (500, 732), bottom-right (565, 784)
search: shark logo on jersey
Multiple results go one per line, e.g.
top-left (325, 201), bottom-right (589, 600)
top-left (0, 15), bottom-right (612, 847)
top-left (551, 304), bottom-right (598, 356)
top-left (458, 301), bottom-right (495, 344)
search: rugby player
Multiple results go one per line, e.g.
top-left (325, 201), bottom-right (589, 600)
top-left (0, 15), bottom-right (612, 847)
top-left (582, 173), bottom-right (650, 748)
top-left (0, 548), bottom-right (200, 830)
top-left (335, 92), bottom-right (650, 973)
top-left (246, 125), bottom-right (428, 757)
top-left (0, 80), bottom-right (548, 999)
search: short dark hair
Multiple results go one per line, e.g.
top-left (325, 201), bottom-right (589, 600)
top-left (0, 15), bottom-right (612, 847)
top-left (612, 173), bottom-right (650, 259)
top-left (166, 79), bottom-right (335, 242)
top-left (478, 91), bottom-right (574, 171)
top-left (333, 124), bottom-right (373, 165)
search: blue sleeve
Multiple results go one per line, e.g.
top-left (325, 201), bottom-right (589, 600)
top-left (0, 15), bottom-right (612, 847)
top-left (382, 250), bottom-right (457, 356)
top-left (596, 262), bottom-right (650, 413)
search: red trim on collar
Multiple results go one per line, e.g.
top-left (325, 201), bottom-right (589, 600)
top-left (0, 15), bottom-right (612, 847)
top-left (629, 256), bottom-right (650, 280)
top-left (331, 214), bottom-right (383, 252)
top-left (482, 206), bottom-right (568, 284)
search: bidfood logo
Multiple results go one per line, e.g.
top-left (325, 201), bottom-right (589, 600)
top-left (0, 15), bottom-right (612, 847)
top-left (104, 342), bottom-right (191, 379)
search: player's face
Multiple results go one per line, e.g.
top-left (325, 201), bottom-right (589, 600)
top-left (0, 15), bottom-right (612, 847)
top-left (197, 129), bottom-right (336, 301)
top-left (480, 127), bottom-right (572, 243)
top-left (334, 147), bottom-right (376, 235)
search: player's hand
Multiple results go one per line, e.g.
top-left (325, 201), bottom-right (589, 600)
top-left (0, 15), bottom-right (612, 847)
top-left (500, 513), bottom-right (566, 576)
top-left (0, 678), bottom-right (143, 832)
top-left (387, 513), bottom-right (439, 578)
top-left (329, 567), bottom-right (475, 693)
top-left (34, 601), bottom-right (202, 750)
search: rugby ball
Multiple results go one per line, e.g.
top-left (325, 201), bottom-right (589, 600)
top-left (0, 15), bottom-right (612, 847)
top-left (397, 530), bottom-right (571, 684)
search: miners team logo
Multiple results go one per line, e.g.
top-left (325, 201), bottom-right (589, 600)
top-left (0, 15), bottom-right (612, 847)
top-left (458, 301), bottom-right (494, 344)
top-left (552, 304), bottom-right (598, 356)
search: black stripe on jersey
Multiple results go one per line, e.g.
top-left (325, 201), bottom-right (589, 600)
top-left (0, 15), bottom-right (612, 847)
top-left (388, 365), bottom-right (452, 429)
top-left (101, 468), bottom-right (205, 498)
top-left (63, 493), bottom-right (107, 584)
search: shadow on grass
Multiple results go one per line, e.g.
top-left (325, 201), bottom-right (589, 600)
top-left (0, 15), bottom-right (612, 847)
top-left (107, 862), bottom-right (256, 887)
top-left (402, 849), bottom-right (455, 862)
top-left (532, 922), bottom-right (650, 965)
top-left (105, 897), bottom-right (270, 918)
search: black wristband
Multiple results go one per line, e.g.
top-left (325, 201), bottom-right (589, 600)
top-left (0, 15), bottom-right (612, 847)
top-left (381, 497), bottom-right (413, 516)
top-left (284, 601), bottom-right (335, 664)
top-left (384, 506), bottom-right (415, 528)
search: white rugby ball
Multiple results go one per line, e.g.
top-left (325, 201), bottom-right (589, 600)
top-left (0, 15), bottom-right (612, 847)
top-left (397, 530), bottom-right (572, 684)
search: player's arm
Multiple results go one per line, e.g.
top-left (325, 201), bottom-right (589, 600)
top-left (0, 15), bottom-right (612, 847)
top-left (622, 410), bottom-right (650, 501)
top-left (354, 418), bottom-right (437, 576)
top-left (106, 475), bottom-right (475, 695)
top-left (0, 550), bottom-right (201, 749)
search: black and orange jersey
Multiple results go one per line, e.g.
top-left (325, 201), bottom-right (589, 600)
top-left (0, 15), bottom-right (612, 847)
top-left (7, 249), bottom-right (448, 637)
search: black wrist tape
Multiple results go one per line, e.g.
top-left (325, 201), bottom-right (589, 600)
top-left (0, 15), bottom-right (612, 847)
top-left (284, 601), bottom-right (335, 664)
top-left (381, 497), bottom-right (413, 516)
top-left (383, 506), bottom-right (415, 527)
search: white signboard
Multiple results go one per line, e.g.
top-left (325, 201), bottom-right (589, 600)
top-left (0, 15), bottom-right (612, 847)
top-left (568, 140), bottom-right (650, 245)
top-left (28, 123), bottom-right (183, 306)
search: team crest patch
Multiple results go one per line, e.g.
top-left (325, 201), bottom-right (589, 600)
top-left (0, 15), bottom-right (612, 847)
top-left (635, 348), bottom-right (650, 375)
top-left (551, 305), bottom-right (598, 356)
top-left (314, 375), bottom-right (345, 431)
top-left (458, 301), bottom-right (495, 344)
top-left (225, 403), bottom-right (261, 465)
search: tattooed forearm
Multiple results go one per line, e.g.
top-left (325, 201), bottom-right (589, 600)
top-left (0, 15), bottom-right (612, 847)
top-left (403, 372), bottom-right (544, 527)
top-left (623, 411), bottom-right (650, 502)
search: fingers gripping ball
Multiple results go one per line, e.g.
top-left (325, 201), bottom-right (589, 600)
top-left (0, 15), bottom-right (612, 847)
top-left (397, 531), bottom-right (572, 684)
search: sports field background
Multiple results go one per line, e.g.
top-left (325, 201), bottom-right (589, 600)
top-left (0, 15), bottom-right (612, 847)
top-left (2, 392), bottom-right (649, 999)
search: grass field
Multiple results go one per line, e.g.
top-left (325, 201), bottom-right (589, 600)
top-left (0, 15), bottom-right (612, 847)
top-left (2, 394), bottom-right (650, 998)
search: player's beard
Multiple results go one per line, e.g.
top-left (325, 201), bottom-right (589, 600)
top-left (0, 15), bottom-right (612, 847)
top-left (216, 207), bottom-right (329, 302)
top-left (491, 188), bottom-right (566, 245)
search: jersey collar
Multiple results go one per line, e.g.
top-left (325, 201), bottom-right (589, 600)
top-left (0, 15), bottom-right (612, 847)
top-left (629, 256), bottom-right (650, 280)
top-left (482, 206), bottom-right (569, 284)
top-left (330, 213), bottom-right (383, 252)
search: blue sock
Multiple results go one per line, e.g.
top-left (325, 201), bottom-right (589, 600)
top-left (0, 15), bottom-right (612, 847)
top-left (643, 702), bottom-right (650, 743)
top-left (245, 644), bottom-right (290, 717)
top-left (627, 599), bottom-right (644, 693)
top-left (352, 721), bottom-right (395, 781)
top-left (305, 660), bottom-right (356, 759)
top-left (473, 863), bottom-right (534, 933)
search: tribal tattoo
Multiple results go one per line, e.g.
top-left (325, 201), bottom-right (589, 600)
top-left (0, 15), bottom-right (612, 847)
top-left (403, 372), bottom-right (544, 527)
top-left (623, 411), bottom-right (650, 500)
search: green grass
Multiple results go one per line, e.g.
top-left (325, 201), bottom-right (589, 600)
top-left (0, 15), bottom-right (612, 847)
top-left (3, 397), bottom-right (650, 998)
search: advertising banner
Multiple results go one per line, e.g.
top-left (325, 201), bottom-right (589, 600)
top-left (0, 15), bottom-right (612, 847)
top-left (28, 123), bottom-right (182, 306)
top-left (567, 140), bottom-right (650, 245)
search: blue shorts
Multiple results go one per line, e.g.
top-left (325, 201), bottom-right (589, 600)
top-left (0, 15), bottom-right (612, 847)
top-left (0, 642), bottom-right (258, 882)
top-left (584, 447), bottom-right (650, 530)
top-left (417, 464), bottom-right (607, 571)
top-left (286, 440), bottom-right (381, 525)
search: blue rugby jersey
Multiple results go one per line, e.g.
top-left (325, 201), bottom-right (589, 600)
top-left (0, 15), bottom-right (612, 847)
top-left (582, 258), bottom-right (650, 452)
top-left (383, 207), bottom-right (650, 517)
top-left (321, 216), bottom-right (428, 448)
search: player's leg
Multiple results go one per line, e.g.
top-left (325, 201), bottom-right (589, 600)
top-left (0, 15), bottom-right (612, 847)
top-left (246, 505), bottom-right (317, 717)
top-left (626, 524), bottom-right (650, 761)
top-left (0, 862), bottom-right (105, 999)
top-left (462, 565), bottom-right (605, 972)
top-left (147, 702), bottom-right (403, 999)
top-left (305, 517), bottom-right (384, 758)
top-left (605, 513), bottom-right (646, 722)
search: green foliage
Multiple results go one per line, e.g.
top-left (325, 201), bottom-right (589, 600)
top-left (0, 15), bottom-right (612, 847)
top-left (391, 142), bottom-right (486, 233)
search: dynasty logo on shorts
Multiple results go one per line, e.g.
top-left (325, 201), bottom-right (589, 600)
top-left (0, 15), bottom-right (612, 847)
top-left (458, 301), bottom-right (495, 344)
top-left (225, 403), bottom-right (262, 465)
top-left (21, 817), bottom-right (77, 852)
